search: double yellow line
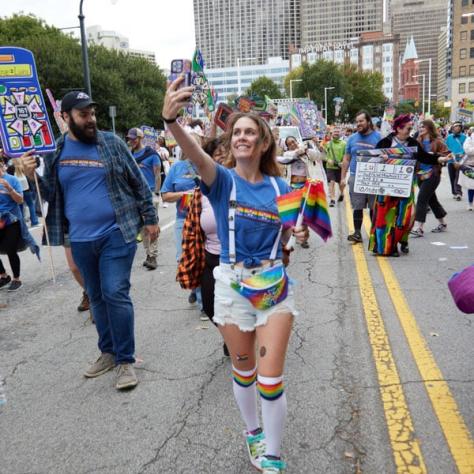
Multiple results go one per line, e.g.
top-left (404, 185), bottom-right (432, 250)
top-left (344, 200), bottom-right (474, 473)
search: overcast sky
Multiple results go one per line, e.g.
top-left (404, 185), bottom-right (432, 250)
top-left (2, 0), bottom-right (196, 70)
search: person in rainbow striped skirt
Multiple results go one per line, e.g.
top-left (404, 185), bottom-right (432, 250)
top-left (162, 76), bottom-right (309, 474)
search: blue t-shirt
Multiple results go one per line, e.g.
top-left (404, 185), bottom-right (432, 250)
top-left (0, 174), bottom-right (22, 221)
top-left (133, 148), bottom-right (160, 190)
top-left (445, 133), bottom-right (466, 156)
top-left (201, 166), bottom-right (291, 265)
top-left (58, 136), bottom-right (117, 242)
top-left (346, 130), bottom-right (382, 174)
top-left (161, 160), bottom-right (199, 219)
top-left (419, 139), bottom-right (433, 173)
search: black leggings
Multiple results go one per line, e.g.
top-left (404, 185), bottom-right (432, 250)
top-left (415, 174), bottom-right (446, 223)
top-left (0, 221), bottom-right (21, 278)
top-left (200, 250), bottom-right (220, 321)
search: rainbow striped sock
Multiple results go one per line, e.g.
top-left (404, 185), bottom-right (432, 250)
top-left (232, 367), bottom-right (257, 388)
top-left (257, 377), bottom-right (284, 401)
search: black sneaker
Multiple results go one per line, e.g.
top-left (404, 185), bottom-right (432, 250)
top-left (329, 200), bottom-right (335, 207)
top-left (188, 291), bottom-right (197, 304)
top-left (301, 241), bottom-right (310, 249)
top-left (337, 195), bottom-right (344, 202)
top-left (347, 231), bottom-right (363, 243)
top-left (223, 343), bottom-right (230, 357)
top-left (145, 256), bottom-right (157, 270)
top-left (0, 275), bottom-right (12, 289)
top-left (400, 243), bottom-right (409, 254)
top-left (8, 280), bottom-right (22, 292)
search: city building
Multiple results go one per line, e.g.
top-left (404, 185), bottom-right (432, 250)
top-left (289, 30), bottom-right (400, 101)
top-left (206, 57), bottom-right (289, 103)
top-left (86, 25), bottom-right (156, 64)
top-left (192, 0), bottom-right (300, 69)
top-left (449, 0), bottom-right (474, 121)
top-left (437, 26), bottom-right (449, 103)
top-left (399, 36), bottom-right (420, 102)
top-left (390, 0), bottom-right (449, 102)
top-left (300, 0), bottom-right (383, 45)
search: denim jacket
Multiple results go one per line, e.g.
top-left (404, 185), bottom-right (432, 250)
top-left (37, 131), bottom-right (158, 246)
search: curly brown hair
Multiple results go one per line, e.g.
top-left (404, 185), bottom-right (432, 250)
top-left (221, 112), bottom-right (281, 177)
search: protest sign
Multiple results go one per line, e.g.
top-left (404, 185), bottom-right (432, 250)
top-left (0, 47), bottom-right (56, 157)
top-left (141, 125), bottom-right (159, 149)
top-left (354, 148), bottom-right (417, 198)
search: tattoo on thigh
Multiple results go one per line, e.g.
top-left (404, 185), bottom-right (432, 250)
top-left (260, 346), bottom-right (266, 357)
top-left (236, 354), bottom-right (249, 361)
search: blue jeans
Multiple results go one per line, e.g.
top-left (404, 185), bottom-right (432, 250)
top-left (20, 190), bottom-right (39, 226)
top-left (71, 229), bottom-right (137, 364)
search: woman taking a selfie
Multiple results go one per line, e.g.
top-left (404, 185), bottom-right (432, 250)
top-left (162, 77), bottom-right (309, 474)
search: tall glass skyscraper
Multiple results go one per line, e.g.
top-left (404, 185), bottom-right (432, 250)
top-left (193, 0), bottom-right (301, 69)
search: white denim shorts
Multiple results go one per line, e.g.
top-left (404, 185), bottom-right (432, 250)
top-left (213, 261), bottom-right (298, 332)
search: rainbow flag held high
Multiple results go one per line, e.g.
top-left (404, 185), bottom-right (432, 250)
top-left (302, 179), bottom-right (332, 241)
top-left (276, 188), bottom-right (304, 228)
top-left (276, 180), bottom-right (332, 242)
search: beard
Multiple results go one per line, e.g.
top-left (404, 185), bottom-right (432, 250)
top-left (69, 115), bottom-right (98, 145)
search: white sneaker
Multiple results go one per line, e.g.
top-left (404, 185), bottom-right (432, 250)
top-left (162, 202), bottom-right (169, 208)
top-left (244, 429), bottom-right (266, 470)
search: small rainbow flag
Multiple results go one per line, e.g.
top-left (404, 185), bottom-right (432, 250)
top-left (276, 189), bottom-right (304, 228)
top-left (302, 179), bottom-right (332, 241)
top-left (179, 193), bottom-right (193, 212)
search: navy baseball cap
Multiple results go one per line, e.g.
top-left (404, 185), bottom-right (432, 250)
top-left (61, 91), bottom-right (97, 113)
top-left (126, 128), bottom-right (144, 139)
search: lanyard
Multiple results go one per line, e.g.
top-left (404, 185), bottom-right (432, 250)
top-left (228, 174), bottom-right (282, 267)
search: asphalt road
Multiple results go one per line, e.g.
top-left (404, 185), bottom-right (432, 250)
top-left (0, 172), bottom-right (473, 474)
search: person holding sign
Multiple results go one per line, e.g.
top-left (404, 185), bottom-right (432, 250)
top-left (162, 76), bottom-right (308, 474)
top-left (22, 91), bottom-right (159, 391)
top-left (341, 111), bottom-right (381, 243)
top-left (369, 115), bottom-right (448, 257)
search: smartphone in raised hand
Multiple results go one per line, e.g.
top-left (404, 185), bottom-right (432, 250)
top-left (169, 59), bottom-right (192, 89)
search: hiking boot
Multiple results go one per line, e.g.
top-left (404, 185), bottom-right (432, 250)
top-left (7, 280), bottom-right (22, 292)
top-left (116, 363), bottom-right (138, 390)
top-left (431, 223), bottom-right (447, 233)
top-left (84, 353), bottom-right (115, 378)
top-left (145, 256), bottom-right (157, 270)
top-left (329, 200), bottom-right (335, 207)
top-left (244, 429), bottom-right (266, 470)
top-left (77, 291), bottom-right (90, 312)
top-left (0, 275), bottom-right (11, 289)
top-left (347, 231), bottom-right (363, 243)
top-left (261, 456), bottom-right (286, 473)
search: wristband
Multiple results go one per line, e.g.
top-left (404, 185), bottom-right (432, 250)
top-left (162, 115), bottom-right (177, 124)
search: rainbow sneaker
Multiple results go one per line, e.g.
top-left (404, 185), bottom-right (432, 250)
top-left (261, 456), bottom-right (286, 473)
top-left (244, 428), bottom-right (266, 470)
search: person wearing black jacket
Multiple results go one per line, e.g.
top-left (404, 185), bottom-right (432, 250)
top-left (369, 115), bottom-right (448, 257)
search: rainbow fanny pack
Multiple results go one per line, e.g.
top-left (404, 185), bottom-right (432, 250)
top-left (230, 264), bottom-right (289, 311)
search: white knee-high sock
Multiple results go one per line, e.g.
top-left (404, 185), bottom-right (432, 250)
top-left (257, 374), bottom-right (287, 458)
top-left (232, 366), bottom-right (260, 433)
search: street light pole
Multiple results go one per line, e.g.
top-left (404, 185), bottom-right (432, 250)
top-left (78, 0), bottom-right (92, 97)
top-left (324, 86), bottom-right (335, 124)
top-left (415, 58), bottom-right (432, 117)
top-left (290, 79), bottom-right (303, 100)
top-left (413, 74), bottom-right (426, 116)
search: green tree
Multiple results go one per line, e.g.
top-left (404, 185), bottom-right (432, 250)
top-left (0, 14), bottom-right (166, 134)
top-left (283, 60), bottom-right (387, 123)
top-left (246, 76), bottom-right (282, 99)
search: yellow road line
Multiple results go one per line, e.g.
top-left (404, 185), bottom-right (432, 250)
top-left (344, 201), bottom-right (427, 473)
top-left (362, 218), bottom-right (474, 474)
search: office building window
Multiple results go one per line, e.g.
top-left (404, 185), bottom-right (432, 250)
top-left (462, 0), bottom-right (468, 5)
top-left (471, 30), bottom-right (474, 40)
top-left (471, 47), bottom-right (474, 58)
top-left (460, 66), bottom-right (467, 76)
top-left (459, 83), bottom-right (466, 93)
top-left (462, 16), bottom-right (468, 24)
top-left (470, 82), bottom-right (474, 92)
top-left (470, 64), bottom-right (474, 75)
top-left (461, 31), bottom-right (468, 41)
top-left (460, 48), bottom-right (467, 59)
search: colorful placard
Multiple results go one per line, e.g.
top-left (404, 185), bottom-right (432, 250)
top-left (140, 125), bottom-right (159, 149)
top-left (0, 47), bottom-right (56, 157)
top-left (354, 150), bottom-right (417, 198)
